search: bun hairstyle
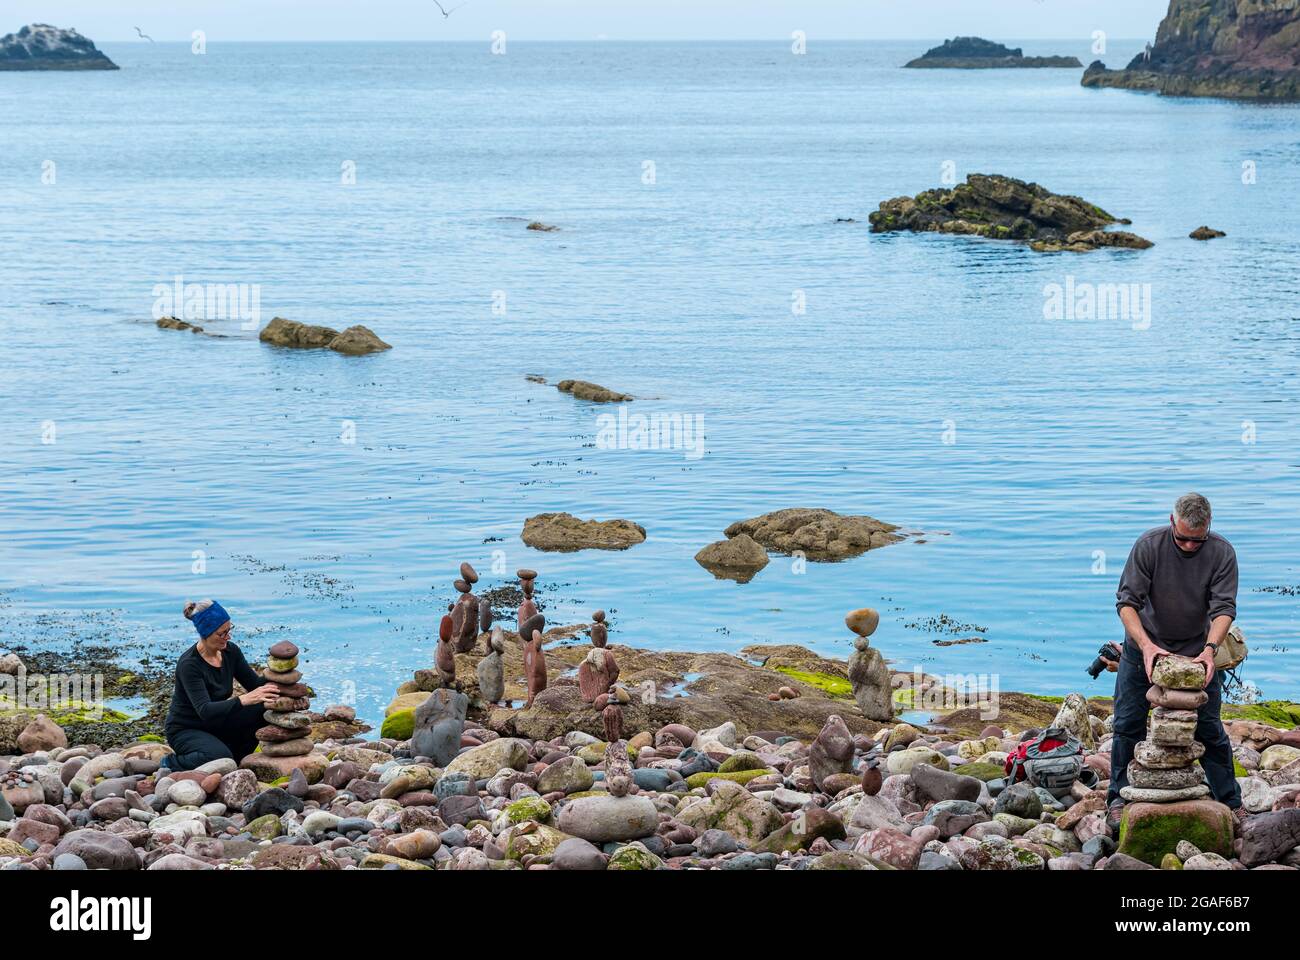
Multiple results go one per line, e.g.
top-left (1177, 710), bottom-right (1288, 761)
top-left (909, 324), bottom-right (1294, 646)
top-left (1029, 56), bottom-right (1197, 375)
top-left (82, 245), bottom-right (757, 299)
top-left (183, 599), bottom-right (215, 621)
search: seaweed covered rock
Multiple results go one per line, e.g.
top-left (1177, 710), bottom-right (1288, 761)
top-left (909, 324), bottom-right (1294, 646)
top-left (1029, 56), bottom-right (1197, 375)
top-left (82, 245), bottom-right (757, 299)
top-left (869, 174), bottom-right (1150, 252)
top-left (905, 36), bottom-right (1081, 69)
top-left (1116, 800), bottom-right (1234, 866)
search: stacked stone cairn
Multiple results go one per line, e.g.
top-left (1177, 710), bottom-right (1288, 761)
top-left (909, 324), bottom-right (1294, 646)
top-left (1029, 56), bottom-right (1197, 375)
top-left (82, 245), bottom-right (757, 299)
top-left (1121, 654), bottom-right (1210, 803)
top-left (252, 641), bottom-right (315, 761)
top-left (845, 607), bottom-right (893, 721)
top-left (450, 562), bottom-right (480, 654)
top-left (578, 609), bottom-right (619, 705)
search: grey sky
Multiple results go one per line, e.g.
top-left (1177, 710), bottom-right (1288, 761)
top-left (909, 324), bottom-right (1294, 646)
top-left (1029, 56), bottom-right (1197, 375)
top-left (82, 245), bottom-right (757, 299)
top-left (9, 1), bottom-right (1171, 42)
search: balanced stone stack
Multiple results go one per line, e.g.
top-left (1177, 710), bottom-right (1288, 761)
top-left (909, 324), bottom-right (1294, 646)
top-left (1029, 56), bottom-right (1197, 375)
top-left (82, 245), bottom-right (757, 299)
top-left (243, 641), bottom-right (316, 775)
top-left (1121, 655), bottom-right (1210, 803)
top-left (845, 607), bottom-right (893, 722)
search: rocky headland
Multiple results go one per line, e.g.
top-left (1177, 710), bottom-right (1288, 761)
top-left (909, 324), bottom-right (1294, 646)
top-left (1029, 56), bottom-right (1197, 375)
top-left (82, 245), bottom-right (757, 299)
top-left (869, 174), bottom-right (1153, 253)
top-left (3, 621), bottom-right (1298, 871)
top-left (1081, 0), bottom-right (1300, 100)
top-left (0, 24), bottom-right (118, 71)
top-left (906, 37), bottom-right (1082, 69)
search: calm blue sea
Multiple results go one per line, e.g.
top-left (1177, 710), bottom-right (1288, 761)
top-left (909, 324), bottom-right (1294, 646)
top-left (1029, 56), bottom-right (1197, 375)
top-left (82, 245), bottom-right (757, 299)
top-left (2, 40), bottom-right (1298, 726)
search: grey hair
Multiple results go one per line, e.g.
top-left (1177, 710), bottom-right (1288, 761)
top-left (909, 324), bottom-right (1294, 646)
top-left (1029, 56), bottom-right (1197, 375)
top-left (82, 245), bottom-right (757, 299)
top-left (1174, 493), bottom-right (1212, 530)
top-left (183, 598), bottom-right (215, 621)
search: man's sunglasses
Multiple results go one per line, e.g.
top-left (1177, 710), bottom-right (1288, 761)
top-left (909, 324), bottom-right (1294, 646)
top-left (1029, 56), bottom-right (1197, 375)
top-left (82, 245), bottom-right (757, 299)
top-left (1170, 521), bottom-right (1209, 544)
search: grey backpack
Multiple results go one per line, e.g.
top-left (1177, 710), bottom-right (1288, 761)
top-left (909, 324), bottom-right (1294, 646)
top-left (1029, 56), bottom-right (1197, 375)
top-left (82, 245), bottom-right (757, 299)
top-left (1007, 726), bottom-right (1086, 798)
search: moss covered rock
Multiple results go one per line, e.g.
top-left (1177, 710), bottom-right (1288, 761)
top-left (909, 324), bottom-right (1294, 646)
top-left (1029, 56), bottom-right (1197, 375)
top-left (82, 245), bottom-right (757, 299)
top-left (684, 767), bottom-right (775, 789)
top-left (506, 796), bottom-right (553, 824)
top-left (606, 842), bottom-right (663, 870)
top-left (380, 709), bottom-right (415, 741)
top-left (954, 761), bottom-right (1005, 781)
top-left (1117, 800), bottom-right (1233, 867)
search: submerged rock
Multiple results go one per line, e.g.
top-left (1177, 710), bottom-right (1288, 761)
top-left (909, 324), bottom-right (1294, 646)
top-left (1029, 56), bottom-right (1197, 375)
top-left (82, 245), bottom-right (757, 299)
top-left (870, 173), bottom-right (1150, 253)
top-left (258, 317), bottom-right (391, 355)
top-left (1190, 225), bottom-right (1226, 240)
top-left (0, 24), bottom-right (118, 71)
top-left (905, 36), bottom-right (1081, 69)
top-left (1081, 0), bottom-right (1300, 101)
top-left (555, 379), bottom-right (632, 402)
top-left (521, 512), bottom-right (646, 552)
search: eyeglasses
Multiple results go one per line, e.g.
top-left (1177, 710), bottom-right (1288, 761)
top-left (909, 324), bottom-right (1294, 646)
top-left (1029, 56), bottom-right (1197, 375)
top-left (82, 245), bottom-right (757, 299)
top-left (1170, 521), bottom-right (1209, 544)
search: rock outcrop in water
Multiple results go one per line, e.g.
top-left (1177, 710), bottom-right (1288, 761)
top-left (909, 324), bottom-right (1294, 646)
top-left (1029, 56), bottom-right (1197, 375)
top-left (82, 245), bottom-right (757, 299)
top-left (905, 37), bottom-right (1081, 69)
top-left (869, 174), bottom-right (1152, 253)
top-left (1081, 0), bottom-right (1300, 100)
top-left (521, 513), bottom-right (646, 552)
top-left (556, 380), bottom-right (632, 403)
top-left (0, 24), bottom-right (118, 70)
top-left (258, 317), bottom-right (391, 355)
top-left (722, 508), bottom-right (906, 562)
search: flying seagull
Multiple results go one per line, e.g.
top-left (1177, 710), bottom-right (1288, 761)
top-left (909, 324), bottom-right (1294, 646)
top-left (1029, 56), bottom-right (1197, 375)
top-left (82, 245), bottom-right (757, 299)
top-left (134, 26), bottom-right (155, 43)
top-left (432, 1), bottom-right (471, 18)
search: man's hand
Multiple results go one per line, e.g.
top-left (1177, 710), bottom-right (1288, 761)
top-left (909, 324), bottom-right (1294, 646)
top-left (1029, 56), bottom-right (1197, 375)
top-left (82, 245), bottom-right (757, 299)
top-left (1140, 640), bottom-right (1165, 682)
top-left (1194, 646), bottom-right (1217, 688)
top-left (1103, 641), bottom-right (1122, 673)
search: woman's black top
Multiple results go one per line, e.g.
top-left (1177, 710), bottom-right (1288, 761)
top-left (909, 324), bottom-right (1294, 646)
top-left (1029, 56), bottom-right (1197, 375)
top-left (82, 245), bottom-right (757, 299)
top-left (165, 641), bottom-right (263, 735)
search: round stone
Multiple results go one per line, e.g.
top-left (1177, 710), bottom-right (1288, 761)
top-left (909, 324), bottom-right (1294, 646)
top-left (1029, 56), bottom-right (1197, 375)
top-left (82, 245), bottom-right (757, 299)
top-left (845, 608), bottom-right (880, 638)
top-left (460, 562), bottom-right (479, 584)
top-left (266, 655), bottom-right (298, 673)
top-left (520, 612), bottom-right (545, 642)
top-left (453, 579), bottom-right (470, 593)
top-left (592, 610), bottom-right (606, 623)
top-left (517, 568), bottom-right (537, 580)
top-left (268, 640), bottom-right (299, 660)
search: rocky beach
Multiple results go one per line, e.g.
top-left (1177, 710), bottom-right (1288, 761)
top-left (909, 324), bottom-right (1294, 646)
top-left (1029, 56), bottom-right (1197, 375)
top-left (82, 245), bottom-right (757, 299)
top-left (3, 598), bottom-right (1298, 872)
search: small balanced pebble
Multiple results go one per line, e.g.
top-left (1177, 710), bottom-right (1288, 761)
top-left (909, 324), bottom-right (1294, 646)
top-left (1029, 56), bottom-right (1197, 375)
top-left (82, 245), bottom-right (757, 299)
top-left (460, 562), bottom-right (479, 584)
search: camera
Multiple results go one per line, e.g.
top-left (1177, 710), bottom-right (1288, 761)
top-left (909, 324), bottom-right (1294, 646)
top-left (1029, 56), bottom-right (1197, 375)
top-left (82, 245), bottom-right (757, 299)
top-left (1086, 643), bottom-right (1121, 679)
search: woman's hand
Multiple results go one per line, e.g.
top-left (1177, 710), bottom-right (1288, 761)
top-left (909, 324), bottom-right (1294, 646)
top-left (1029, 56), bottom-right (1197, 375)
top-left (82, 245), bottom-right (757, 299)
top-left (239, 683), bottom-right (281, 707)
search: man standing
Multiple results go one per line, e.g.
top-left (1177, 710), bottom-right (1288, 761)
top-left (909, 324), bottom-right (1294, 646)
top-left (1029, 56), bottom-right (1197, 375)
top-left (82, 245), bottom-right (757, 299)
top-left (1107, 493), bottom-right (1243, 827)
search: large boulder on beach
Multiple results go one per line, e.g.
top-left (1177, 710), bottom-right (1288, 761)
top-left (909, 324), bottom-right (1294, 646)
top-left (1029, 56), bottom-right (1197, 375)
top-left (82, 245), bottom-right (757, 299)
top-left (555, 794), bottom-right (658, 843)
top-left (723, 508), bottom-right (904, 561)
top-left (52, 830), bottom-right (139, 870)
top-left (678, 780), bottom-right (784, 844)
top-left (411, 688), bottom-right (468, 766)
top-left (0, 24), bottom-right (118, 70)
top-left (445, 738), bottom-right (529, 780)
top-left (869, 173), bottom-right (1149, 253)
top-left (17, 714), bottom-right (67, 752)
top-left (1116, 800), bottom-right (1234, 866)
top-left (521, 513), bottom-right (646, 551)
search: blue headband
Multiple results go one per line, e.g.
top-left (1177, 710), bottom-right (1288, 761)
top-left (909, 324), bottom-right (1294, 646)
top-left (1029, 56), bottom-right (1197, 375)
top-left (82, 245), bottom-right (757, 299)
top-left (192, 601), bottom-right (231, 639)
